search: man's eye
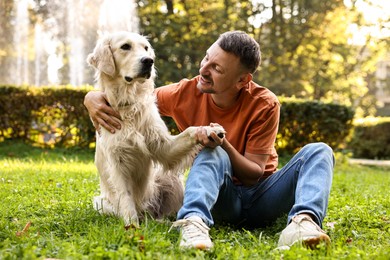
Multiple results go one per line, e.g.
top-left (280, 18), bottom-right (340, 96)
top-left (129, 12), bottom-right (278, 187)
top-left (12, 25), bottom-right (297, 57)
top-left (120, 44), bottom-right (131, 50)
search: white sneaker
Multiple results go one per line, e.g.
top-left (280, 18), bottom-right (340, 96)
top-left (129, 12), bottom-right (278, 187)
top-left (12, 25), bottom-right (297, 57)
top-left (277, 215), bottom-right (330, 250)
top-left (171, 216), bottom-right (213, 250)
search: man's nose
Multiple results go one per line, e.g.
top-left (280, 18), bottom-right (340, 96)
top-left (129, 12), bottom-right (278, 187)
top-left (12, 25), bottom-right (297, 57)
top-left (199, 61), bottom-right (210, 75)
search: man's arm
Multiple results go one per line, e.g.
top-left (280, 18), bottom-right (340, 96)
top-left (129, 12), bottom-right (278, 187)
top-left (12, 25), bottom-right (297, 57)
top-left (222, 140), bottom-right (269, 186)
top-left (197, 125), bottom-right (268, 186)
top-left (84, 91), bottom-right (122, 133)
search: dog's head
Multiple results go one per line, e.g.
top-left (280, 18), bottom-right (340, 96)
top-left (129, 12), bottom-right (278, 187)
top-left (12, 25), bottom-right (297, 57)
top-left (87, 31), bottom-right (156, 83)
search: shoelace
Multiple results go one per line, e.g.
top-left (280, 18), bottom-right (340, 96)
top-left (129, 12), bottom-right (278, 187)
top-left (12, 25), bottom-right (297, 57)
top-left (293, 216), bottom-right (326, 233)
top-left (169, 219), bottom-right (210, 239)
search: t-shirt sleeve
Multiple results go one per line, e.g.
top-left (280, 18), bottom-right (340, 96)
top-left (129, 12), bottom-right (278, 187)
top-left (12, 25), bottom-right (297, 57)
top-left (245, 100), bottom-right (280, 155)
top-left (154, 83), bottom-right (180, 117)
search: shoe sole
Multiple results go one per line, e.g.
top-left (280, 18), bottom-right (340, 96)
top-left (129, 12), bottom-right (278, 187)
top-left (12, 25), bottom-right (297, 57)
top-left (303, 234), bottom-right (331, 250)
top-left (195, 244), bottom-right (213, 250)
top-left (180, 243), bottom-right (213, 250)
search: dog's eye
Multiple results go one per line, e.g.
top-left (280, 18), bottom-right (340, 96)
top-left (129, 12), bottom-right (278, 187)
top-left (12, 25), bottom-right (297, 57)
top-left (120, 44), bottom-right (131, 50)
top-left (144, 46), bottom-right (149, 51)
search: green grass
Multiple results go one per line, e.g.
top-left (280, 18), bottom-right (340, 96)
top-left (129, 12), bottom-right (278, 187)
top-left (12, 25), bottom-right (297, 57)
top-left (0, 140), bottom-right (389, 259)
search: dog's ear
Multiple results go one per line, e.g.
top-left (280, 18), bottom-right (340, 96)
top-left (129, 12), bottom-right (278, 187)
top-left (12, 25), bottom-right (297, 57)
top-left (87, 40), bottom-right (116, 77)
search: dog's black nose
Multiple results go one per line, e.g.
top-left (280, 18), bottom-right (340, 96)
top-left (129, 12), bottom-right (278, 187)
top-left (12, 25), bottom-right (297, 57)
top-left (141, 57), bottom-right (154, 67)
top-left (125, 76), bottom-right (133, 82)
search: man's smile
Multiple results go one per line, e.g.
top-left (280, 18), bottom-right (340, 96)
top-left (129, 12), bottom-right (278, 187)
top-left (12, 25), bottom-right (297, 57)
top-left (199, 75), bottom-right (212, 85)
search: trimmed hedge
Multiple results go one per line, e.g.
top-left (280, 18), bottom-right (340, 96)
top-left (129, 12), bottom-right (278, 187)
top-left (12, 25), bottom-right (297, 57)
top-left (0, 85), bottom-right (95, 147)
top-left (348, 117), bottom-right (390, 159)
top-left (276, 97), bottom-right (354, 154)
top-left (0, 86), bottom-right (355, 153)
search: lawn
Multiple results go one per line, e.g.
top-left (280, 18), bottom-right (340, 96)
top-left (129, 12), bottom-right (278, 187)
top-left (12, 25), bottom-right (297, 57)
top-left (0, 141), bottom-right (389, 259)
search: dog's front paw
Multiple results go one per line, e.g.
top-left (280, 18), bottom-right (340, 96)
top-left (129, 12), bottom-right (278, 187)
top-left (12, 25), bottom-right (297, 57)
top-left (205, 125), bottom-right (226, 140)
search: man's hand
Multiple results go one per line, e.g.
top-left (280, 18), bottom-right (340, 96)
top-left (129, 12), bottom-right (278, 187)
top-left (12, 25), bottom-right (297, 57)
top-left (83, 91), bottom-right (122, 133)
top-left (195, 123), bottom-right (225, 148)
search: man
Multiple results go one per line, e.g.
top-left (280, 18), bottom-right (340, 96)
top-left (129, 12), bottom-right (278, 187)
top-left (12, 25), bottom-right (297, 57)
top-left (84, 31), bottom-right (334, 250)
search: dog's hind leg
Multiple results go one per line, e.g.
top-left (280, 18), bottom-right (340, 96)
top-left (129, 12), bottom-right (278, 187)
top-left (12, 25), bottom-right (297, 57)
top-left (146, 168), bottom-right (184, 219)
top-left (93, 195), bottom-right (115, 215)
top-left (94, 142), bottom-right (117, 215)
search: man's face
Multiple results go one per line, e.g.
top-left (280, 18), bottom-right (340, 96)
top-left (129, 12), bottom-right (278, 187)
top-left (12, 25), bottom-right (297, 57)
top-left (197, 42), bottom-right (244, 95)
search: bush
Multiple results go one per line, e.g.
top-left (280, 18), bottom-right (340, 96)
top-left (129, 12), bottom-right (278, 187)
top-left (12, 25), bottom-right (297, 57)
top-left (0, 85), bottom-right (95, 147)
top-left (276, 97), bottom-right (354, 154)
top-left (348, 117), bottom-right (390, 159)
top-left (0, 86), bottom-right (355, 152)
top-left (162, 97), bottom-right (355, 155)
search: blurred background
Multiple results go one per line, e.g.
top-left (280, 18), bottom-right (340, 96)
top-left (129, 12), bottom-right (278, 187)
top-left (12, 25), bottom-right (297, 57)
top-left (0, 0), bottom-right (389, 157)
top-left (0, 0), bottom-right (389, 117)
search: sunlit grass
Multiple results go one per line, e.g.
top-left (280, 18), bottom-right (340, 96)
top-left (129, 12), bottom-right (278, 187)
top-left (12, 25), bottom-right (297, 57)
top-left (0, 140), bottom-right (389, 259)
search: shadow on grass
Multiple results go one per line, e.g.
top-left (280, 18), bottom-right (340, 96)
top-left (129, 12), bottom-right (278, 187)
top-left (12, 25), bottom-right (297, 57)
top-left (0, 139), bottom-right (95, 163)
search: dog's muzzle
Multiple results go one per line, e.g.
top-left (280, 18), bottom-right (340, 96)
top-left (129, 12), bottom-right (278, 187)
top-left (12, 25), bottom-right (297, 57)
top-left (124, 57), bottom-right (154, 83)
top-left (138, 57), bottom-right (154, 79)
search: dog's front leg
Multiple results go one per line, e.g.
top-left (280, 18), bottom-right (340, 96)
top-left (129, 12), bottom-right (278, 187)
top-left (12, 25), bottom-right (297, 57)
top-left (155, 125), bottom-right (226, 170)
top-left (174, 125), bottom-right (226, 149)
top-left (107, 157), bottom-right (140, 227)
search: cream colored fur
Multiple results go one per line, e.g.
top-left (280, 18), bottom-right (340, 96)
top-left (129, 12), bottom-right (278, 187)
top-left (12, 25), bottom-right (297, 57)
top-left (87, 31), bottom-right (225, 226)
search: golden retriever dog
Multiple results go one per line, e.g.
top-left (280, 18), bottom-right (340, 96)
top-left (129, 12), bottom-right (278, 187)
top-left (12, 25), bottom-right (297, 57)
top-left (86, 31), bottom-right (225, 227)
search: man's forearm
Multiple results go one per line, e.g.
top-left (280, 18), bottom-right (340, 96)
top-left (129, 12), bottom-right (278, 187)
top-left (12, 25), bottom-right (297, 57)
top-left (221, 140), bottom-right (264, 186)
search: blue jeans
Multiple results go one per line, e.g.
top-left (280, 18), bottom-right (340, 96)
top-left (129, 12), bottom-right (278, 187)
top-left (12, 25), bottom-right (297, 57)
top-left (177, 142), bottom-right (334, 228)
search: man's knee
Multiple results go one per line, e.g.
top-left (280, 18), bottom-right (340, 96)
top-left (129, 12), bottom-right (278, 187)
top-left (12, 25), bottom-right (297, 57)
top-left (304, 142), bottom-right (333, 158)
top-left (198, 146), bottom-right (229, 162)
top-left (194, 147), bottom-right (232, 179)
top-left (302, 142), bottom-right (335, 174)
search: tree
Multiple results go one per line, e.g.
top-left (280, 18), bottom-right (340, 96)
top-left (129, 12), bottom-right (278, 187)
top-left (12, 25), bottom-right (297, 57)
top-left (137, 0), bottom-right (388, 117)
top-left (2, 0), bottom-right (387, 116)
top-left (256, 0), bottom-right (388, 116)
top-left (0, 1), bottom-right (19, 84)
top-left (137, 0), bottom-right (257, 87)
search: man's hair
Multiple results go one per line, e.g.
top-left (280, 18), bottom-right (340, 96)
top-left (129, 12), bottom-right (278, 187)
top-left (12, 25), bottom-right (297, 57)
top-left (217, 31), bottom-right (261, 74)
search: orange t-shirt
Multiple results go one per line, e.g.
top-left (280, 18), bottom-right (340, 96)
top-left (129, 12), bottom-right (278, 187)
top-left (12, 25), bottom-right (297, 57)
top-left (154, 76), bottom-right (280, 179)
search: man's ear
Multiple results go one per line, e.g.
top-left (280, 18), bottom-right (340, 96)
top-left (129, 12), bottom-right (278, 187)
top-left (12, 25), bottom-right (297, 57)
top-left (86, 38), bottom-right (116, 77)
top-left (238, 73), bottom-right (252, 87)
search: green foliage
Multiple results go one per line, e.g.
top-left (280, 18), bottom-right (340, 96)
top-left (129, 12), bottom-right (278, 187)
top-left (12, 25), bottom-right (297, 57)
top-left (348, 117), bottom-right (390, 159)
top-left (0, 86), bottom-right (355, 154)
top-left (256, 0), bottom-right (388, 117)
top-left (135, 0), bottom-right (388, 116)
top-left (276, 97), bottom-right (355, 154)
top-left (0, 85), bottom-right (95, 147)
top-left (1, 141), bottom-right (389, 259)
top-left (162, 97), bottom-right (355, 155)
top-left (137, 0), bottom-right (258, 87)
top-left (1, 1), bottom-right (388, 118)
